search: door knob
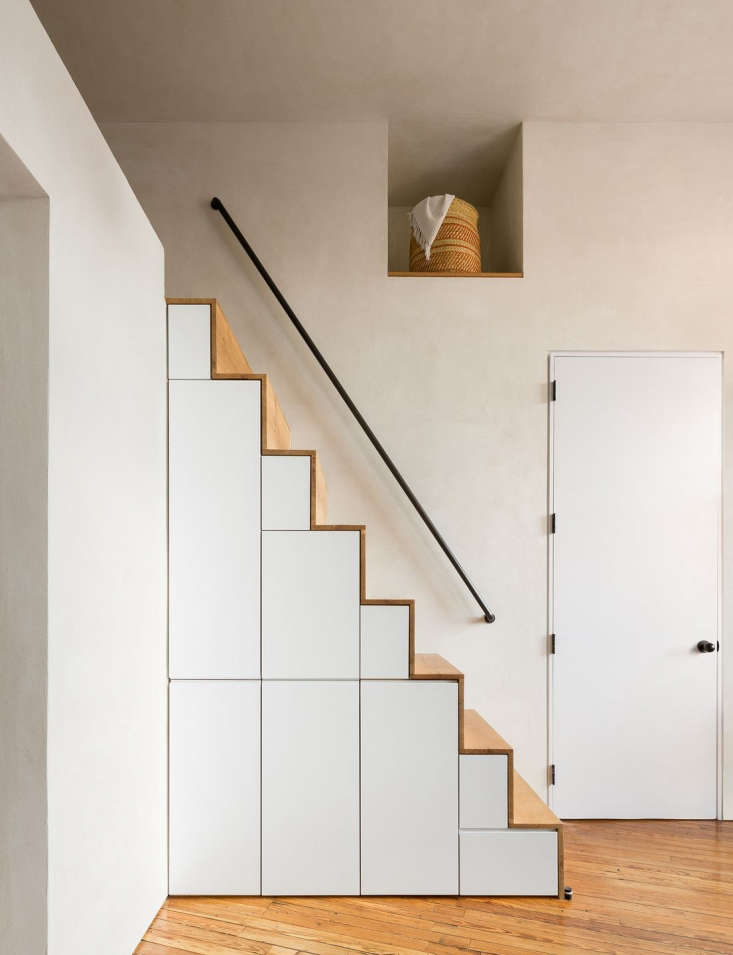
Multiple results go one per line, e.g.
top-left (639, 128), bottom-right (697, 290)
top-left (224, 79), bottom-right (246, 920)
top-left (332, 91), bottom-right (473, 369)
top-left (697, 640), bottom-right (716, 653)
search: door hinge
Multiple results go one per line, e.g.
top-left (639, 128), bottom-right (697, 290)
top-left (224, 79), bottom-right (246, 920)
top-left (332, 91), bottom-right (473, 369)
top-left (550, 380), bottom-right (557, 401)
top-left (550, 633), bottom-right (556, 654)
top-left (550, 513), bottom-right (556, 534)
top-left (550, 764), bottom-right (556, 786)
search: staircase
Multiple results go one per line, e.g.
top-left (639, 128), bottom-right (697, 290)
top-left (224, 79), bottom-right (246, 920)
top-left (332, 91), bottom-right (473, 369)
top-left (167, 298), bottom-right (563, 898)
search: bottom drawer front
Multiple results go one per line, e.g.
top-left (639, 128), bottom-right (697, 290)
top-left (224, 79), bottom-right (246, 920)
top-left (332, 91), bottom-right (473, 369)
top-left (460, 829), bottom-right (558, 896)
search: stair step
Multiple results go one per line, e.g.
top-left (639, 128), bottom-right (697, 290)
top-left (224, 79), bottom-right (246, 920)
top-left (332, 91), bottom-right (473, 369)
top-left (263, 449), bottom-right (327, 527)
top-left (461, 711), bottom-right (559, 831)
top-left (412, 653), bottom-right (464, 750)
top-left (463, 709), bottom-right (512, 755)
top-left (412, 653), bottom-right (462, 680)
top-left (511, 770), bottom-right (561, 829)
top-left (174, 297), bottom-right (291, 450)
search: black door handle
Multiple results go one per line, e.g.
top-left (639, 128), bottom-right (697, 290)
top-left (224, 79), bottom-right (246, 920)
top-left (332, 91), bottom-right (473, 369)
top-left (697, 640), bottom-right (716, 653)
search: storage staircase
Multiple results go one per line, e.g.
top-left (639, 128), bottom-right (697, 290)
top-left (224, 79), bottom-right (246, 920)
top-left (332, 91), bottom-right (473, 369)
top-left (167, 298), bottom-right (563, 898)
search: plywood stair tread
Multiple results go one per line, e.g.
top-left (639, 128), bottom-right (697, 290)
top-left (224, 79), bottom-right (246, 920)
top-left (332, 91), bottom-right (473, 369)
top-left (512, 770), bottom-right (561, 829)
top-left (463, 709), bottom-right (512, 755)
top-left (412, 653), bottom-right (463, 680)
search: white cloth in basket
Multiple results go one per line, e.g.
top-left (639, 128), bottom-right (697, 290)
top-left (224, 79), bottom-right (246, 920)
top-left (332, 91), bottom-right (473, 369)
top-left (408, 194), bottom-right (455, 261)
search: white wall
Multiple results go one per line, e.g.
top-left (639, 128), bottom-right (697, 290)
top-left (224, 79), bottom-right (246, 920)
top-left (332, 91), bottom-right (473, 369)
top-left (0, 184), bottom-right (49, 955)
top-left (104, 119), bottom-right (733, 814)
top-left (0, 3), bottom-right (167, 953)
top-left (486, 128), bottom-right (523, 274)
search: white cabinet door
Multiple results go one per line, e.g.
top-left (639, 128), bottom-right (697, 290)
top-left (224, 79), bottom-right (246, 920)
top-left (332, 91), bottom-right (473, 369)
top-left (360, 604), bottom-right (410, 679)
top-left (262, 681), bottom-right (359, 895)
top-left (169, 680), bottom-right (260, 895)
top-left (262, 455), bottom-right (311, 530)
top-left (169, 380), bottom-right (261, 678)
top-left (262, 530), bottom-right (359, 678)
top-left (459, 830), bottom-right (558, 896)
top-left (361, 681), bottom-right (458, 894)
top-left (459, 755), bottom-right (508, 829)
top-left (167, 303), bottom-right (211, 379)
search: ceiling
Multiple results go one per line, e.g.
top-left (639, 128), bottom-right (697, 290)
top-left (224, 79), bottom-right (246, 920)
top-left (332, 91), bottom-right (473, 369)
top-left (31, 0), bottom-right (733, 204)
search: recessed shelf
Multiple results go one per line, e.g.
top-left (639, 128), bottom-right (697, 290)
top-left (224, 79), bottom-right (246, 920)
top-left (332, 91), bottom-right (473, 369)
top-left (388, 271), bottom-right (523, 278)
top-left (387, 127), bottom-right (523, 276)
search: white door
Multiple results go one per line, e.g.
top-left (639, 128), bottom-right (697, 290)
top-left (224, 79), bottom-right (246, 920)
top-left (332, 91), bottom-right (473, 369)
top-left (551, 354), bottom-right (720, 819)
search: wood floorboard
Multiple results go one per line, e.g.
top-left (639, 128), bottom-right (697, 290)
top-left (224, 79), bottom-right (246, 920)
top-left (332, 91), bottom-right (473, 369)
top-left (137, 821), bottom-right (733, 954)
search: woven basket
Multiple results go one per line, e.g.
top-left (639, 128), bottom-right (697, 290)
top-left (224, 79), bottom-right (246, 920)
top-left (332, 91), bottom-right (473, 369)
top-left (409, 198), bottom-right (481, 273)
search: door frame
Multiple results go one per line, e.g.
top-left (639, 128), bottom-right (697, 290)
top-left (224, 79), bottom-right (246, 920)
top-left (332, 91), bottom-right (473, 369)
top-left (547, 351), bottom-right (724, 819)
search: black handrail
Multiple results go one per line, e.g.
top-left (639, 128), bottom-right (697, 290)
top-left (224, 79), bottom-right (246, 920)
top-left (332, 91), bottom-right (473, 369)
top-left (211, 196), bottom-right (495, 623)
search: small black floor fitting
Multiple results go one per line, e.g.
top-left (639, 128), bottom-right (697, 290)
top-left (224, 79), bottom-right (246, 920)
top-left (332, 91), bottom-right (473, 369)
top-left (563, 886), bottom-right (573, 901)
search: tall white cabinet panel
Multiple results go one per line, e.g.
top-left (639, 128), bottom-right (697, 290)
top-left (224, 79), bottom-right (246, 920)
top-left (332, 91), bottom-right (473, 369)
top-left (168, 303), bottom-right (211, 379)
top-left (360, 604), bottom-right (410, 678)
top-left (262, 681), bottom-right (359, 895)
top-left (459, 755), bottom-right (508, 829)
top-left (169, 379), bottom-right (261, 678)
top-left (361, 681), bottom-right (458, 894)
top-left (262, 531), bottom-right (359, 678)
top-left (262, 455), bottom-right (311, 530)
top-left (169, 681), bottom-right (260, 895)
top-left (460, 830), bottom-right (558, 896)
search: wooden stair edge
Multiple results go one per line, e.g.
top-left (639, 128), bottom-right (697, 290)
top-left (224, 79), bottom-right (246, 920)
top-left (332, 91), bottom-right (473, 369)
top-left (511, 769), bottom-right (562, 830)
top-left (311, 523), bottom-right (366, 531)
top-left (362, 598), bottom-right (415, 607)
top-left (313, 452), bottom-right (327, 525)
top-left (411, 652), bottom-right (463, 681)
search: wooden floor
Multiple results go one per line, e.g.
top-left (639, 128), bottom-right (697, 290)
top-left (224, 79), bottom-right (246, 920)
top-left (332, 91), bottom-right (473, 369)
top-left (136, 820), bottom-right (733, 954)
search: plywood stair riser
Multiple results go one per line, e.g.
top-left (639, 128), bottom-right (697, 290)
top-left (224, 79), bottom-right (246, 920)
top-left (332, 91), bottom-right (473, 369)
top-left (166, 297), bottom-right (563, 898)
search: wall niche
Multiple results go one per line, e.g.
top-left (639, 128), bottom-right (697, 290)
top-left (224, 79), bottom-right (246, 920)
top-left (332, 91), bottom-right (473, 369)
top-left (387, 125), bottom-right (523, 277)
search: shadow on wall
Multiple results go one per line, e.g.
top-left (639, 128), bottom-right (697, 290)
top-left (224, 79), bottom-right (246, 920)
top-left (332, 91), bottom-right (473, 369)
top-left (0, 133), bottom-right (49, 955)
